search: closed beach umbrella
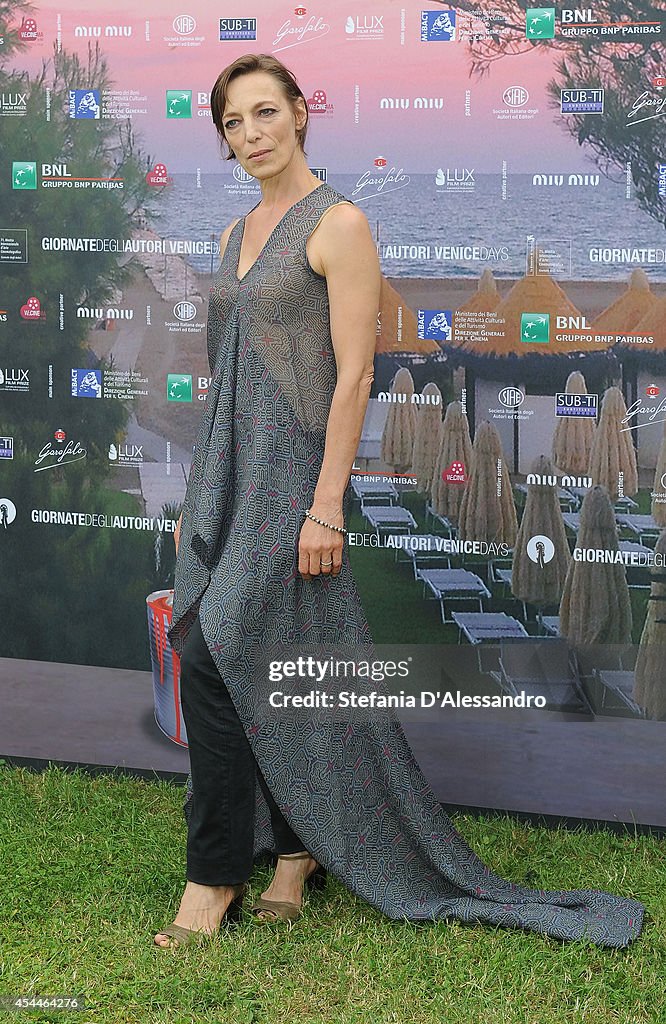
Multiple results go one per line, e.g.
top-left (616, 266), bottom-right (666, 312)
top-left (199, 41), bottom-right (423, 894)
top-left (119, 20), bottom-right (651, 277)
top-left (431, 401), bottom-right (473, 522)
top-left (458, 420), bottom-right (517, 546)
top-left (511, 455), bottom-right (571, 608)
top-left (559, 485), bottom-right (632, 646)
top-left (380, 367), bottom-right (418, 470)
top-left (634, 528), bottom-right (666, 720)
top-left (589, 387), bottom-right (638, 500)
top-left (652, 421), bottom-right (666, 526)
top-left (410, 382), bottom-right (444, 493)
top-left (552, 370), bottom-right (596, 475)
top-left (591, 268), bottom-right (657, 334)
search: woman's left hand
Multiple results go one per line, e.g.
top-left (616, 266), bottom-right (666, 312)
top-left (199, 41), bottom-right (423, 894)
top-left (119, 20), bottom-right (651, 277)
top-left (298, 503), bottom-right (344, 580)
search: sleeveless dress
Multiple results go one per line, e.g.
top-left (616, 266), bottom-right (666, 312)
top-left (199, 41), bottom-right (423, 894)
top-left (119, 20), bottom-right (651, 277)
top-left (167, 180), bottom-right (645, 948)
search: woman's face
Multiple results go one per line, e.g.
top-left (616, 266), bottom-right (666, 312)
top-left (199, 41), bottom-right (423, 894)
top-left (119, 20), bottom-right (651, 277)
top-left (222, 71), bottom-right (305, 175)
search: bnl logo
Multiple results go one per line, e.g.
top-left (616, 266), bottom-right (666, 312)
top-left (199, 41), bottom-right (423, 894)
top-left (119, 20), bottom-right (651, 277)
top-left (12, 161), bottom-right (37, 189)
top-left (521, 313), bottom-right (550, 344)
top-left (526, 8), bottom-right (555, 38)
top-left (68, 89), bottom-right (101, 118)
top-left (420, 10), bottom-right (456, 41)
top-left (166, 91), bottom-right (192, 118)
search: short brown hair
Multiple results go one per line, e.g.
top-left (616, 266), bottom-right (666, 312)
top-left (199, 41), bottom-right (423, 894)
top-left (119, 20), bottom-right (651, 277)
top-left (210, 53), bottom-right (309, 161)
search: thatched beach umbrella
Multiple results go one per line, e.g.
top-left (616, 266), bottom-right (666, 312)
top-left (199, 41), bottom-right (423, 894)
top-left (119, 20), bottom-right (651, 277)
top-left (457, 266), bottom-right (611, 358)
top-left (589, 387), bottom-right (638, 500)
top-left (634, 528), bottom-right (666, 720)
top-left (410, 383), bottom-right (444, 493)
top-left (380, 367), bottom-right (418, 470)
top-left (591, 269), bottom-right (657, 334)
top-left (552, 370), bottom-right (596, 476)
top-left (458, 421), bottom-right (517, 545)
top-left (559, 486), bottom-right (632, 646)
top-left (511, 455), bottom-right (571, 608)
top-left (652, 421), bottom-right (666, 526)
top-left (631, 295), bottom-right (666, 349)
top-left (451, 269), bottom-right (501, 345)
top-left (377, 276), bottom-right (439, 354)
top-left (431, 401), bottom-right (473, 522)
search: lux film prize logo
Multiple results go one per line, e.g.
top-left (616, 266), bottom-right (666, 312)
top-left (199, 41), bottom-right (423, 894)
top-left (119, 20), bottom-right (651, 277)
top-left (520, 313), bottom-right (550, 344)
top-left (526, 8), bottom-right (555, 39)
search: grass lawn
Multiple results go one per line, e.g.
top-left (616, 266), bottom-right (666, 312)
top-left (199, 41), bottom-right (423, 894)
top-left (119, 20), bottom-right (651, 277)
top-left (1, 764), bottom-right (663, 1024)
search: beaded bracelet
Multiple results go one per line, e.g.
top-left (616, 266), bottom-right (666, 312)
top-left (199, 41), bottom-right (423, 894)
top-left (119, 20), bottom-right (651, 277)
top-left (304, 508), bottom-right (348, 535)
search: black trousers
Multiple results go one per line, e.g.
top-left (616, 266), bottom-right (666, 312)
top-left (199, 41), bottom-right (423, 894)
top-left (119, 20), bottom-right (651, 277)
top-left (179, 613), bottom-right (306, 885)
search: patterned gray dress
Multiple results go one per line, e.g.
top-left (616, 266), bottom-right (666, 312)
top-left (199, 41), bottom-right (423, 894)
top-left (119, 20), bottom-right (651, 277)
top-left (168, 180), bottom-right (645, 948)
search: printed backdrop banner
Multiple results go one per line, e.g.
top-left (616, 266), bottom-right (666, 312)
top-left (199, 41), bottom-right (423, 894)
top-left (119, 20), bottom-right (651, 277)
top-left (1, 1), bottom-right (665, 828)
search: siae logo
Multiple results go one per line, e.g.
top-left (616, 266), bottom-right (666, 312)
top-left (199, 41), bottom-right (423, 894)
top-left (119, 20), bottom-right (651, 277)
top-left (503, 86), bottom-right (528, 107)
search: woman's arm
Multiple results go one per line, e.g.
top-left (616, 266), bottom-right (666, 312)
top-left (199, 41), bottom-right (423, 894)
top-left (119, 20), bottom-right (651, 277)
top-left (298, 204), bottom-right (381, 580)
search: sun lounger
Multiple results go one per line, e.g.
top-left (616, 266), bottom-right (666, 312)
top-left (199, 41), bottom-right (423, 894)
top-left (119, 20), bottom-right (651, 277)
top-left (416, 568), bottom-right (490, 623)
top-left (538, 614), bottom-right (560, 636)
top-left (350, 478), bottom-right (399, 508)
top-left (423, 502), bottom-right (455, 537)
top-left (515, 483), bottom-right (577, 512)
top-left (393, 534), bottom-right (452, 576)
top-left (452, 611), bottom-right (528, 644)
top-left (616, 514), bottom-right (661, 544)
top-left (594, 670), bottom-right (646, 718)
top-left (496, 638), bottom-right (593, 715)
top-left (562, 512), bottom-right (581, 533)
top-left (363, 504), bottom-right (418, 538)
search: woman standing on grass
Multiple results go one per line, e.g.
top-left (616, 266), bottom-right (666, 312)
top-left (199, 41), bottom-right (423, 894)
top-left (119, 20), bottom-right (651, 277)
top-left (154, 52), bottom-right (645, 950)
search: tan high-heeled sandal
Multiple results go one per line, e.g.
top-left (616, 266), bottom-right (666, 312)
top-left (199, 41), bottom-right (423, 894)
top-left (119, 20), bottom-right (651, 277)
top-left (154, 882), bottom-right (247, 948)
top-left (249, 851), bottom-right (327, 922)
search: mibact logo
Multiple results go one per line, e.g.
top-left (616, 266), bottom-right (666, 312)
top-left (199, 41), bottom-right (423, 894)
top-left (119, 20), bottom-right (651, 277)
top-left (420, 10), bottom-right (456, 42)
top-left (71, 369), bottom-right (102, 398)
top-left (418, 309), bottom-right (452, 343)
top-left (68, 90), bottom-right (101, 119)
